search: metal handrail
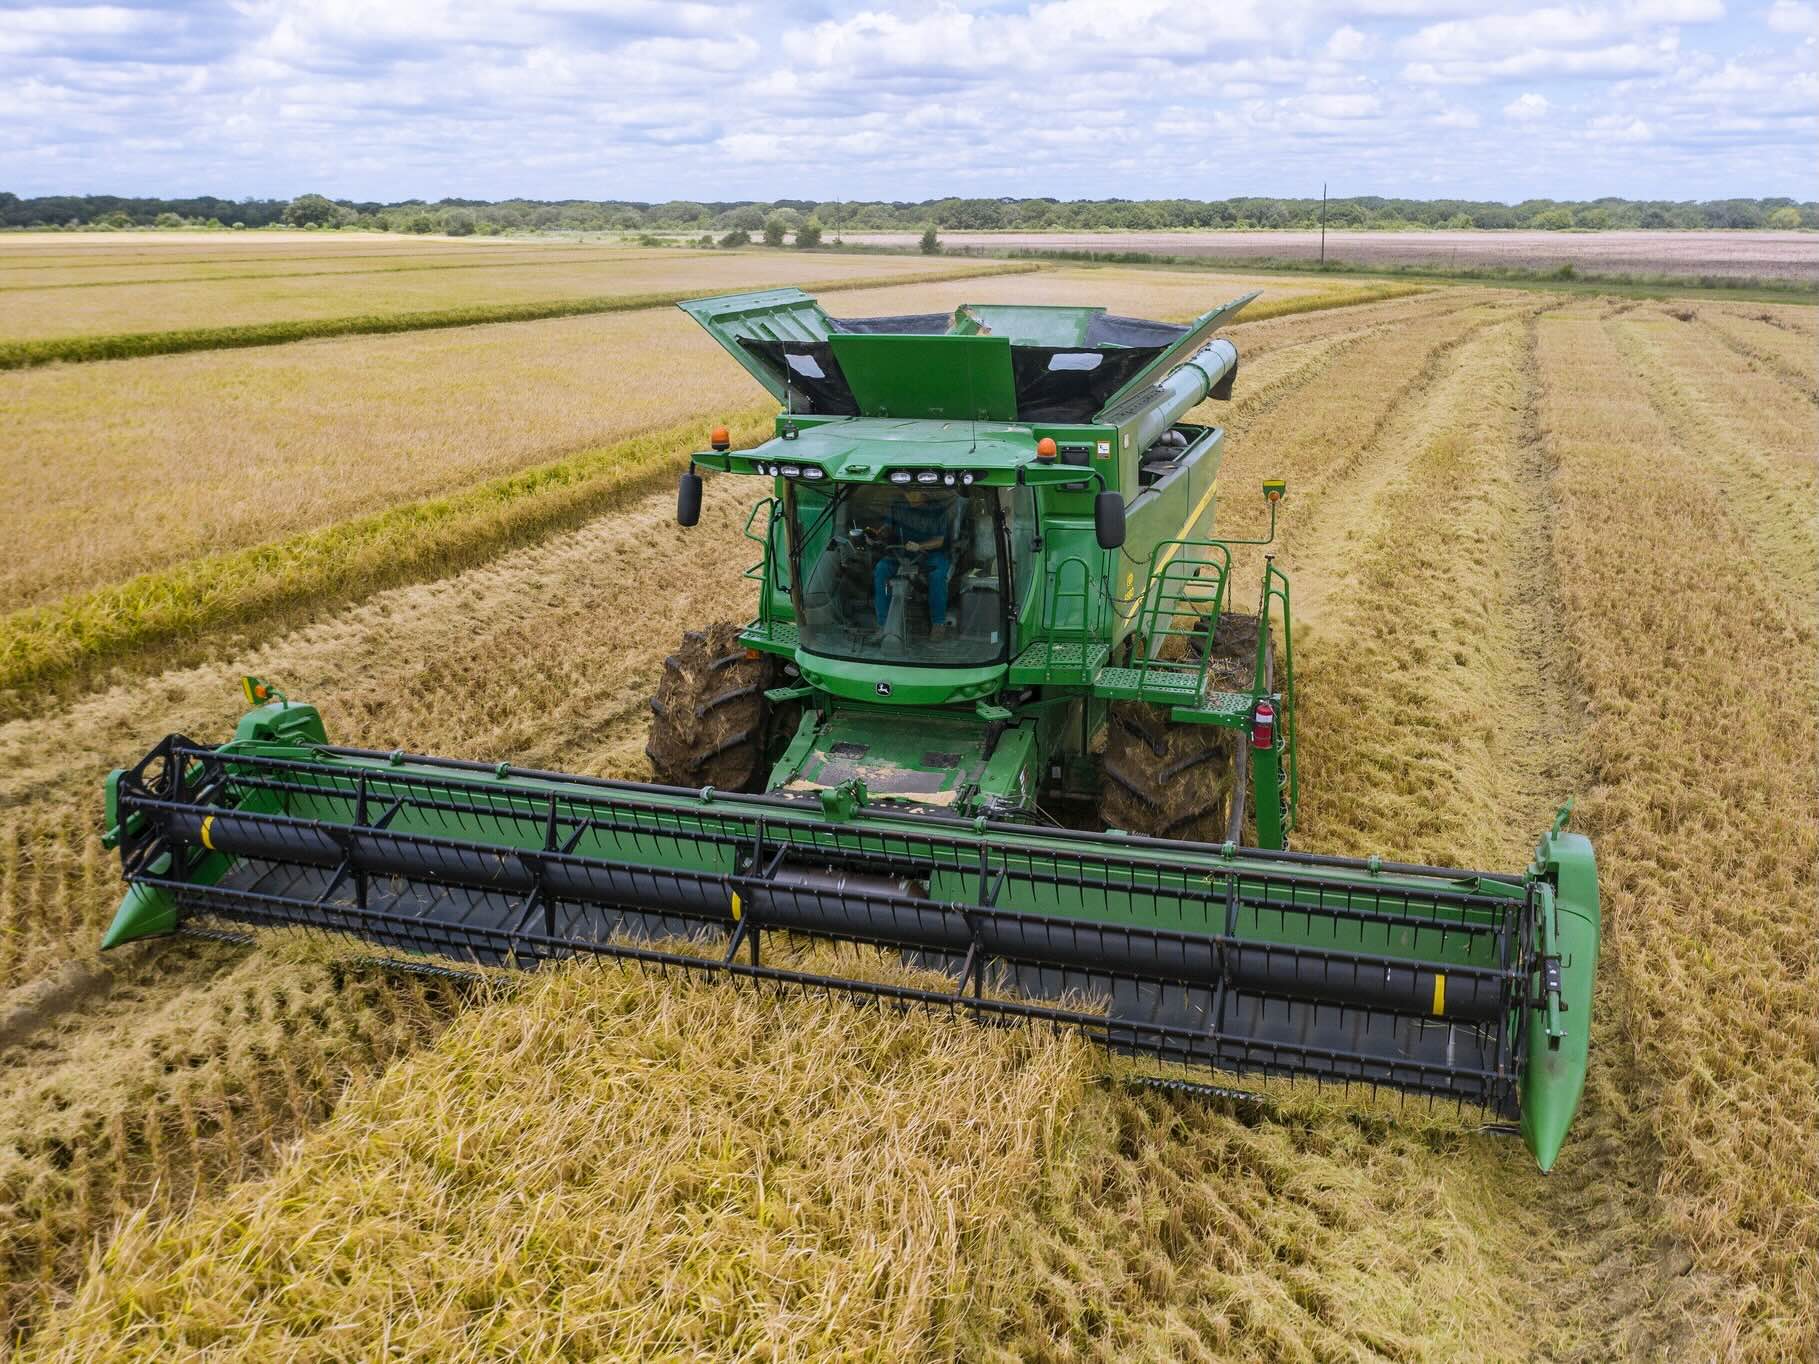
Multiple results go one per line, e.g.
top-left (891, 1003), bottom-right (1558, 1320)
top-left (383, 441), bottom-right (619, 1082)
top-left (1260, 559), bottom-right (1299, 829)
top-left (1036, 554), bottom-right (1097, 683)
top-left (1133, 539), bottom-right (1232, 699)
top-left (742, 498), bottom-right (781, 633)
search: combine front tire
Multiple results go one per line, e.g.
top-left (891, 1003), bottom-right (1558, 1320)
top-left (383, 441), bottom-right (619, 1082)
top-left (646, 623), bottom-right (789, 792)
top-left (1099, 703), bottom-right (1237, 843)
top-left (1098, 612), bottom-right (1267, 842)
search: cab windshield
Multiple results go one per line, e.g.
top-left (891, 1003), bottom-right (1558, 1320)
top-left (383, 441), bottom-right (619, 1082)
top-left (786, 482), bottom-right (1009, 667)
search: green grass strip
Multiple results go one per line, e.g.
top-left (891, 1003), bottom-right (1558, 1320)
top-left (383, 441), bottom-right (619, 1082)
top-left (0, 408), bottom-right (774, 716)
top-left (0, 261), bottom-right (1043, 369)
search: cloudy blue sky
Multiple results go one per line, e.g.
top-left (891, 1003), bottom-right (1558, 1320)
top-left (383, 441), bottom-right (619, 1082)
top-left (2, 0), bottom-right (1813, 202)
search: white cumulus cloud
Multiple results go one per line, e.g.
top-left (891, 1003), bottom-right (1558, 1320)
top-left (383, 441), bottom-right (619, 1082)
top-left (0, 0), bottom-right (1807, 202)
top-left (1504, 91), bottom-right (1552, 119)
top-left (1766, 0), bottom-right (1818, 31)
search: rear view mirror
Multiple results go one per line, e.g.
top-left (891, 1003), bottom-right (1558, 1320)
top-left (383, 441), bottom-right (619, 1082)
top-left (677, 469), bottom-right (703, 527)
top-left (1094, 490), bottom-right (1126, 550)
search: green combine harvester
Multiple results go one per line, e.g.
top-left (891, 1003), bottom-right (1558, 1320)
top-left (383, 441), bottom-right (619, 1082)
top-left (99, 288), bottom-right (1601, 1169)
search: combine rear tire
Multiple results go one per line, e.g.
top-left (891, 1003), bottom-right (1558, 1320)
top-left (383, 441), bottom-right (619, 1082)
top-left (646, 623), bottom-right (790, 793)
top-left (1098, 612), bottom-right (1267, 842)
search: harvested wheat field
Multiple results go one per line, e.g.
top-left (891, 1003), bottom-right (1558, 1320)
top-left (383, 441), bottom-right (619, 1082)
top-left (845, 229), bottom-right (1819, 284)
top-left (0, 241), bottom-right (1813, 1361)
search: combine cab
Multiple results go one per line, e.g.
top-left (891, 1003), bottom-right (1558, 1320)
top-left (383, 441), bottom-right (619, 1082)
top-left (100, 288), bottom-right (1601, 1169)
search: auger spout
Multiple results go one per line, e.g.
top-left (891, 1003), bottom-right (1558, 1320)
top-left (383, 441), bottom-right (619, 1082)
top-left (1129, 337), bottom-right (1239, 453)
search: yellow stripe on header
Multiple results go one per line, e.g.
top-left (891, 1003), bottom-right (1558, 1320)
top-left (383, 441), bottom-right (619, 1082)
top-left (730, 891), bottom-right (742, 922)
top-left (199, 814), bottom-right (216, 852)
top-left (1431, 973), bottom-right (1446, 1017)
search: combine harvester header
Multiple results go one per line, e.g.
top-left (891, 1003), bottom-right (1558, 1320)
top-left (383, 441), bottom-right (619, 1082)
top-left (99, 288), bottom-right (1601, 1170)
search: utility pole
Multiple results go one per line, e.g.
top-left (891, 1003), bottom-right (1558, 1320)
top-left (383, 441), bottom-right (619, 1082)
top-left (1320, 182), bottom-right (1327, 267)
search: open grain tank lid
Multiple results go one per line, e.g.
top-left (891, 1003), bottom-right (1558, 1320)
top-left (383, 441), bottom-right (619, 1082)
top-left (677, 287), bottom-right (1251, 424)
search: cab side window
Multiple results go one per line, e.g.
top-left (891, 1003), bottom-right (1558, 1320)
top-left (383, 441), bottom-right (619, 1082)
top-left (1008, 486), bottom-right (1038, 608)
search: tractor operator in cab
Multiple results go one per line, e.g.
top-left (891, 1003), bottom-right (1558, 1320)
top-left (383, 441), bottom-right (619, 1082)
top-left (872, 487), bottom-right (953, 641)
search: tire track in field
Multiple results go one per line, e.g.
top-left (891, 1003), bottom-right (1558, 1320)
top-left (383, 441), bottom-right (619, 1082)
top-left (1220, 291), bottom-right (1496, 436)
top-left (1610, 310), bottom-right (1817, 625)
top-left (1218, 302), bottom-right (1706, 1356)
top-left (1238, 300), bottom-right (1737, 1358)
top-left (1695, 307), bottom-right (1818, 404)
top-left (1508, 307), bottom-right (1716, 1360)
top-left (1220, 298), bottom-right (1523, 629)
top-left (1535, 307), bottom-right (1818, 1359)
top-left (1228, 285), bottom-right (1489, 359)
top-left (1243, 306), bottom-right (1554, 861)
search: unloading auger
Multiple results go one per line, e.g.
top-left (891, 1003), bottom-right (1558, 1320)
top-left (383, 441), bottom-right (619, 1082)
top-left (99, 288), bottom-right (1601, 1169)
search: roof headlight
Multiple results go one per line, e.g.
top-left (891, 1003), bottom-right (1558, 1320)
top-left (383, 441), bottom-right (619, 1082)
top-left (916, 470), bottom-right (940, 484)
top-left (943, 472), bottom-right (957, 486)
top-left (960, 472), bottom-right (976, 486)
top-left (781, 465), bottom-right (802, 478)
top-left (802, 466), bottom-right (825, 480)
top-left (889, 470), bottom-right (912, 484)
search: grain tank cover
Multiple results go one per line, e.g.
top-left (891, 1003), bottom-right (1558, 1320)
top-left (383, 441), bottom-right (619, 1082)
top-left (830, 334), bottom-right (1019, 421)
top-left (677, 287), bottom-right (1255, 423)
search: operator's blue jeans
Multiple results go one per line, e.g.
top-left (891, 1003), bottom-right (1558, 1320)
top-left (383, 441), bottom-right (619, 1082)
top-left (874, 552), bottom-right (950, 628)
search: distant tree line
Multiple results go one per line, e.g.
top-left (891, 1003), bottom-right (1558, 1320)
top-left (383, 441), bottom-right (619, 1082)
top-left (1, 190), bottom-right (1811, 235)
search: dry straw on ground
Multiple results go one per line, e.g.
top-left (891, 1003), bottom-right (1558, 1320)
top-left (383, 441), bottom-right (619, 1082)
top-left (0, 943), bottom-right (468, 1342)
top-left (1534, 303), bottom-right (1817, 1356)
top-left (19, 960), bottom-right (1092, 1362)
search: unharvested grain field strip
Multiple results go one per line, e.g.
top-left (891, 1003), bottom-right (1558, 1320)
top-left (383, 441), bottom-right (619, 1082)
top-left (0, 261), bottom-right (1048, 369)
top-left (0, 267), bottom-right (1812, 1358)
top-left (0, 245), bottom-right (660, 289)
top-left (0, 249), bottom-right (1044, 344)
